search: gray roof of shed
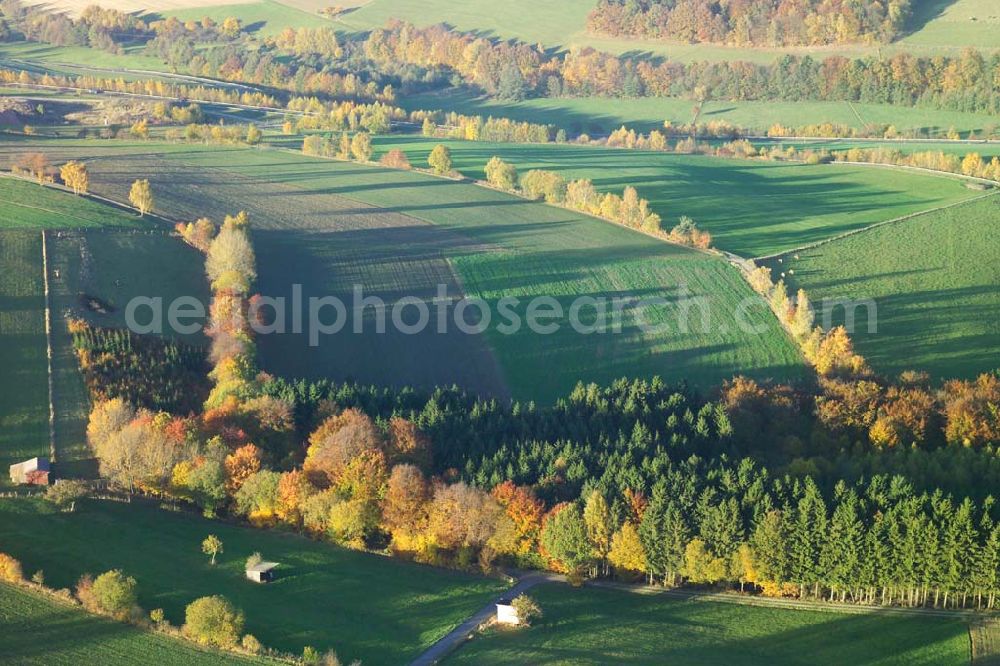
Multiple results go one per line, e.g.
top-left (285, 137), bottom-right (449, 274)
top-left (247, 562), bottom-right (279, 573)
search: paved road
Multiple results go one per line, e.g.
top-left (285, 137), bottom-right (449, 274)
top-left (409, 572), bottom-right (563, 666)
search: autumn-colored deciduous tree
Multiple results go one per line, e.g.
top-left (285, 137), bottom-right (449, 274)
top-left (201, 534), bottom-right (224, 565)
top-left (379, 149), bottom-right (411, 170)
top-left (608, 521), bottom-right (647, 574)
top-left (350, 131), bottom-right (372, 161)
top-left (128, 179), bottom-right (153, 216)
top-left (386, 417), bottom-right (431, 470)
top-left (682, 537), bottom-right (727, 584)
top-left (184, 595), bottom-right (244, 648)
top-left (176, 217), bottom-right (216, 252)
top-left (484, 156), bottom-right (518, 190)
top-left (303, 408), bottom-right (383, 489)
top-left (427, 144), bottom-right (452, 175)
top-left (92, 569), bottom-right (138, 619)
top-left (60, 160), bottom-right (88, 194)
top-left (224, 443), bottom-right (262, 494)
top-left (382, 464), bottom-right (430, 551)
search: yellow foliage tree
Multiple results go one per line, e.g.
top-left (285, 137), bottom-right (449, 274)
top-left (60, 161), bottom-right (89, 195)
top-left (128, 179), bottom-right (154, 216)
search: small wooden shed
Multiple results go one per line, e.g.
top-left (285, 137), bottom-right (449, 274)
top-left (496, 599), bottom-right (520, 626)
top-left (9, 457), bottom-right (50, 486)
top-left (245, 562), bottom-right (279, 584)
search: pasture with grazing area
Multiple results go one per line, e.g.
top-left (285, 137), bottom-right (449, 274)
top-left (445, 584), bottom-right (971, 665)
top-left (765, 194), bottom-right (1000, 382)
top-left (0, 498), bottom-right (505, 664)
top-left (370, 135), bottom-right (981, 258)
top-left (0, 583), bottom-right (262, 665)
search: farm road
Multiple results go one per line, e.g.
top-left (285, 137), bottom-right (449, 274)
top-left (410, 571), bottom-right (563, 666)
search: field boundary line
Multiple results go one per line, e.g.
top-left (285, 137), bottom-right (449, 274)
top-left (41, 230), bottom-right (56, 463)
top-left (0, 172), bottom-right (178, 227)
top-left (755, 190), bottom-right (999, 262)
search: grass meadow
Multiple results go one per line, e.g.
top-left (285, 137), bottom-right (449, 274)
top-left (335, 0), bottom-right (999, 61)
top-left (766, 194), bottom-right (1000, 381)
top-left (445, 583), bottom-right (971, 665)
top-left (0, 138), bottom-right (807, 403)
top-left (0, 175), bottom-right (199, 475)
top-left (0, 498), bottom-right (505, 664)
top-left (400, 89), bottom-right (1000, 138)
top-left (0, 583), bottom-right (263, 665)
top-left (369, 135), bottom-right (980, 258)
top-left (0, 230), bottom-right (48, 486)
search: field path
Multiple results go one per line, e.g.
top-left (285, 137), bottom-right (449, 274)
top-left (411, 571), bottom-right (563, 666)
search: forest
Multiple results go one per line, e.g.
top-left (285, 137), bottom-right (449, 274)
top-left (78, 210), bottom-right (1000, 609)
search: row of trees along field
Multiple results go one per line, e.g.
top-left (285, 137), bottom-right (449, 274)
top-left (4, 2), bottom-right (998, 115)
top-left (587, 0), bottom-right (913, 47)
top-left (361, 21), bottom-right (1000, 113)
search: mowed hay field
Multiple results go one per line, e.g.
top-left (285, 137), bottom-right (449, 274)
top-left (0, 230), bottom-right (48, 485)
top-left (0, 583), bottom-right (262, 665)
top-left (445, 584), bottom-right (971, 666)
top-left (401, 89), bottom-right (1000, 138)
top-left (0, 498), bottom-right (505, 664)
top-left (767, 195), bottom-right (1000, 381)
top-left (0, 138), bottom-right (806, 403)
top-left (370, 135), bottom-right (981, 258)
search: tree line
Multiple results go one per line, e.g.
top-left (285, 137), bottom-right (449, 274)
top-left (361, 21), bottom-right (1000, 115)
top-left (587, 0), bottom-right (913, 47)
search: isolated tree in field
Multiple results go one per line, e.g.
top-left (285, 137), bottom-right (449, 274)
top-left (484, 156), bottom-right (518, 190)
top-left (60, 161), bottom-right (88, 194)
top-left (350, 131), bottom-right (372, 161)
top-left (129, 179), bottom-right (153, 216)
top-left (511, 594), bottom-right (542, 626)
top-left (184, 595), bottom-right (244, 648)
top-left (245, 124), bottom-right (262, 145)
top-left (45, 479), bottom-right (88, 512)
top-left (428, 144), bottom-right (452, 175)
top-left (92, 569), bottom-right (138, 619)
top-left (202, 534), bottom-right (224, 565)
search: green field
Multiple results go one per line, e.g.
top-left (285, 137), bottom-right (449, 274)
top-left (369, 135), bottom-right (980, 258)
top-left (0, 138), bottom-right (808, 403)
top-left (402, 89), bottom-right (1000, 138)
top-left (446, 584), bottom-right (970, 665)
top-left (0, 177), bottom-right (142, 229)
top-left (0, 230), bottom-right (48, 485)
top-left (163, 0), bottom-right (326, 37)
top-left (0, 582), bottom-right (263, 665)
top-left (0, 498), bottom-right (504, 664)
top-left (0, 175), bottom-right (202, 474)
top-left (334, 0), bottom-right (999, 61)
top-left (766, 195), bottom-right (1000, 381)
